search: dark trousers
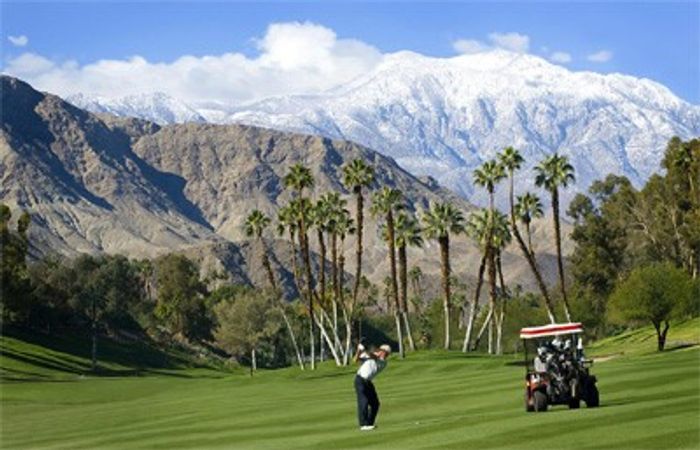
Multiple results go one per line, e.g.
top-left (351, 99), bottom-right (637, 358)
top-left (355, 375), bottom-right (380, 426)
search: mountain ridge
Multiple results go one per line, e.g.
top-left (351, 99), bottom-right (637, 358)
top-left (1, 75), bottom-right (569, 296)
top-left (66, 49), bottom-right (700, 207)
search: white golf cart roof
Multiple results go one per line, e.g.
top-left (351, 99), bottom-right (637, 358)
top-left (519, 322), bottom-right (583, 339)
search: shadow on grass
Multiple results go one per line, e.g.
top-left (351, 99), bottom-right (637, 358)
top-left (2, 327), bottom-right (226, 381)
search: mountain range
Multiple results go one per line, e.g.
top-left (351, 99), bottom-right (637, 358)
top-left (67, 50), bottom-right (700, 206)
top-left (1, 75), bottom-right (567, 298)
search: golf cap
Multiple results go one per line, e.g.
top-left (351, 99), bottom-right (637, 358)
top-left (379, 344), bottom-right (392, 354)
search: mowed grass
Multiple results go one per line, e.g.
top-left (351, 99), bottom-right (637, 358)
top-left (1, 321), bottom-right (699, 449)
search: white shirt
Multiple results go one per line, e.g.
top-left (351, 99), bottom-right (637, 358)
top-left (357, 353), bottom-right (387, 381)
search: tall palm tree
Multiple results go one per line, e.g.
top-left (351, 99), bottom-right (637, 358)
top-left (468, 210), bottom-right (511, 353)
top-left (394, 212), bottom-right (423, 352)
top-left (472, 159), bottom-right (505, 352)
top-left (498, 147), bottom-right (557, 324)
top-left (515, 192), bottom-right (544, 256)
top-left (321, 192), bottom-right (347, 348)
top-left (422, 202), bottom-right (466, 350)
top-left (371, 187), bottom-right (405, 358)
top-left (246, 209), bottom-right (304, 370)
top-left (462, 209), bottom-right (489, 352)
top-left (283, 164), bottom-right (318, 369)
top-left (335, 208), bottom-right (357, 365)
top-left (535, 153), bottom-right (576, 322)
top-left (342, 159), bottom-right (375, 320)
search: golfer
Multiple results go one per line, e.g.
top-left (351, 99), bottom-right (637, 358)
top-left (353, 343), bottom-right (391, 431)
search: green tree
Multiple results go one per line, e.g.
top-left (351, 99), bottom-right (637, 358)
top-left (214, 289), bottom-right (282, 375)
top-left (154, 254), bottom-right (208, 340)
top-left (608, 263), bottom-right (695, 351)
top-left (535, 153), bottom-right (576, 322)
top-left (0, 204), bottom-right (31, 323)
top-left (422, 202), bottom-right (466, 349)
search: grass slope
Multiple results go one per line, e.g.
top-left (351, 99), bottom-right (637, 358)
top-left (1, 322), bottom-right (699, 449)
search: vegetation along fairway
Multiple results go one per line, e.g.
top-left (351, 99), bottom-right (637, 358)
top-left (2, 321), bottom-right (699, 449)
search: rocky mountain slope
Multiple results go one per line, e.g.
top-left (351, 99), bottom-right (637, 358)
top-left (1, 76), bottom-right (566, 296)
top-left (68, 50), bottom-right (700, 207)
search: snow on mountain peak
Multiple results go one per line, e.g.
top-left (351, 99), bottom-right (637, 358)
top-left (66, 51), bottom-right (700, 206)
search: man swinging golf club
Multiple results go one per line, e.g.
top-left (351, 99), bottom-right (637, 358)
top-left (354, 343), bottom-right (391, 431)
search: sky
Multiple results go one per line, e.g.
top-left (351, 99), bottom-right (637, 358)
top-left (2, 1), bottom-right (698, 104)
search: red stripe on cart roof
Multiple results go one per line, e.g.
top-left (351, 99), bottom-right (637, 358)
top-left (519, 323), bottom-right (583, 339)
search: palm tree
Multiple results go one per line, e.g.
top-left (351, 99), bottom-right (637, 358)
top-left (491, 214), bottom-right (512, 355)
top-left (472, 159), bottom-right (505, 353)
top-left (371, 187), bottom-right (405, 358)
top-left (473, 159), bottom-right (506, 211)
top-left (246, 209), bottom-right (304, 370)
top-left (334, 208), bottom-right (357, 365)
top-left (535, 153), bottom-right (576, 322)
top-left (321, 192), bottom-right (347, 349)
top-left (468, 210), bottom-right (511, 353)
top-left (245, 210), bottom-right (276, 290)
top-left (394, 212), bottom-right (423, 351)
top-left (515, 192), bottom-right (544, 256)
top-left (408, 265), bottom-right (424, 310)
top-left (283, 164), bottom-right (318, 369)
top-left (422, 202), bottom-right (466, 349)
top-left (462, 209), bottom-right (489, 352)
top-left (342, 159), bottom-right (375, 320)
top-left (498, 148), bottom-right (557, 323)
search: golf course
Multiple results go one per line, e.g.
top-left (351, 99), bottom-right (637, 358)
top-left (1, 319), bottom-right (698, 449)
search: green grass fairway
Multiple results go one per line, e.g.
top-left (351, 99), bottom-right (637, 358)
top-left (2, 322), bottom-right (699, 449)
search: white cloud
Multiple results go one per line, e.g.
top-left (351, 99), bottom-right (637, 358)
top-left (488, 32), bottom-right (530, 53)
top-left (550, 51), bottom-right (572, 63)
top-left (2, 22), bottom-right (382, 105)
top-left (587, 50), bottom-right (613, 63)
top-left (8, 35), bottom-right (28, 47)
top-left (453, 31), bottom-right (530, 54)
top-left (452, 39), bottom-right (489, 54)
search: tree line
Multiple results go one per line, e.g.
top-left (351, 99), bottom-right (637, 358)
top-left (1, 137), bottom-right (697, 372)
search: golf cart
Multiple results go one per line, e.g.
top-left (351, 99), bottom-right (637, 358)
top-left (521, 322), bottom-right (599, 412)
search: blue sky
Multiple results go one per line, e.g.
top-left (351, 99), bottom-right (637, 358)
top-left (2, 1), bottom-right (698, 103)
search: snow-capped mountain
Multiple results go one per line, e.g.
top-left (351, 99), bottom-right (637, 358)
top-left (68, 50), bottom-right (700, 205)
top-left (67, 91), bottom-right (206, 125)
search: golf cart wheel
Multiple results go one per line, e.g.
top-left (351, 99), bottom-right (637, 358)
top-left (568, 397), bottom-right (580, 409)
top-left (525, 389), bottom-right (534, 412)
top-left (586, 384), bottom-right (600, 408)
top-left (533, 391), bottom-right (548, 412)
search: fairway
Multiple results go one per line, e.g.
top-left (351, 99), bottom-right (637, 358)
top-left (2, 331), bottom-right (699, 449)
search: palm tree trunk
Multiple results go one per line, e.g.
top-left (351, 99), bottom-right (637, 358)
top-left (386, 211), bottom-right (404, 358)
top-left (280, 308), bottom-right (305, 370)
top-left (496, 250), bottom-right (506, 355)
top-left (352, 190), bottom-right (364, 310)
top-left (317, 228), bottom-right (327, 303)
top-left (439, 234), bottom-right (451, 350)
top-left (473, 305), bottom-right (493, 351)
top-left (507, 174), bottom-right (556, 323)
top-left (331, 231), bottom-right (340, 351)
top-left (463, 253), bottom-right (486, 352)
top-left (284, 227), bottom-right (305, 370)
top-left (552, 189), bottom-right (572, 322)
top-left (298, 219), bottom-right (316, 370)
top-left (398, 245), bottom-right (416, 351)
top-left (260, 238), bottom-right (278, 291)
